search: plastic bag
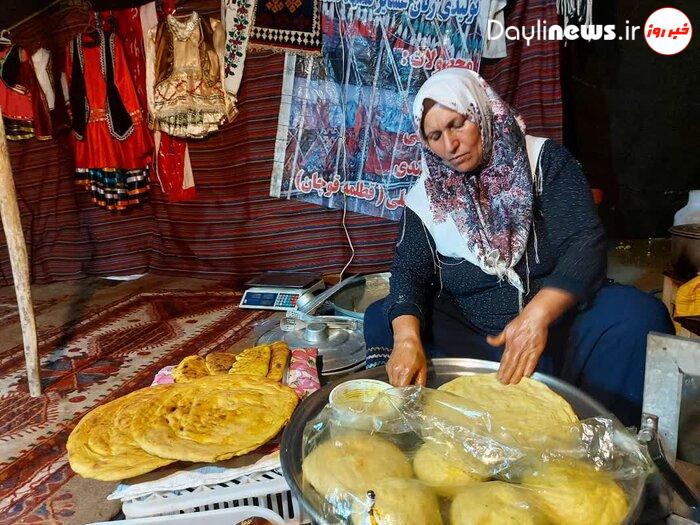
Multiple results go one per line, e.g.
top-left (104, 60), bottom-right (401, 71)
top-left (300, 384), bottom-right (652, 525)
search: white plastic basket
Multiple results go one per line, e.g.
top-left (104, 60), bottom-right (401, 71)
top-left (121, 469), bottom-right (309, 524)
top-left (91, 506), bottom-right (285, 524)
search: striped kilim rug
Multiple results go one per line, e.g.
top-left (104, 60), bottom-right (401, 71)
top-left (0, 290), bottom-right (269, 524)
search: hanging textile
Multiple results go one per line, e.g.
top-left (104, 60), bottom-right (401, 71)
top-left (222, 0), bottom-right (256, 95)
top-left (31, 49), bottom-right (55, 110)
top-left (480, 0), bottom-right (563, 142)
top-left (104, 8), bottom-right (151, 112)
top-left (141, 1), bottom-right (196, 202)
top-left (0, 45), bottom-right (52, 140)
top-left (271, 0), bottom-right (488, 219)
top-left (249, 0), bottom-right (322, 55)
top-left (66, 31), bottom-right (153, 210)
top-left (155, 131), bottom-right (196, 202)
top-left (146, 12), bottom-right (236, 139)
top-left (557, 0), bottom-right (592, 26)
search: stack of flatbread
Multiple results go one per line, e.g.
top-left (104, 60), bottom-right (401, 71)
top-left (171, 342), bottom-right (290, 383)
top-left (68, 344), bottom-right (297, 482)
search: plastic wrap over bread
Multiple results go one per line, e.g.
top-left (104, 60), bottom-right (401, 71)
top-left (299, 374), bottom-right (651, 525)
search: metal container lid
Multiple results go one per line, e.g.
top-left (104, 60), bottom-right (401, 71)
top-left (670, 224), bottom-right (700, 239)
top-left (257, 322), bottom-right (366, 376)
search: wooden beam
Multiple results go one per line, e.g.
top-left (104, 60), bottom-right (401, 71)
top-left (0, 116), bottom-right (41, 396)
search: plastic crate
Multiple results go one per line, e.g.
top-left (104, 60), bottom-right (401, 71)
top-left (121, 469), bottom-right (309, 524)
top-left (91, 506), bottom-right (285, 524)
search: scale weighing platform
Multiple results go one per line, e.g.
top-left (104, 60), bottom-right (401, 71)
top-left (239, 271), bottom-right (325, 311)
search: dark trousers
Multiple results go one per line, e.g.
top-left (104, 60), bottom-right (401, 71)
top-left (363, 284), bottom-right (674, 426)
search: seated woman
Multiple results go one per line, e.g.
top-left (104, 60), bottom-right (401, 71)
top-left (364, 68), bottom-right (673, 426)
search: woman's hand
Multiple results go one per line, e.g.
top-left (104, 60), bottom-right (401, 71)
top-left (387, 314), bottom-right (427, 386)
top-left (486, 311), bottom-right (549, 384)
top-left (386, 334), bottom-right (428, 386)
top-left (486, 287), bottom-right (575, 384)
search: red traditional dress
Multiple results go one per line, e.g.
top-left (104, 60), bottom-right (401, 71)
top-left (0, 44), bottom-right (52, 140)
top-left (66, 31), bottom-right (153, 210)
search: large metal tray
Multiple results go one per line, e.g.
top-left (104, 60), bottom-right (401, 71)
top-left (280, 358), bottom-right (645, 524)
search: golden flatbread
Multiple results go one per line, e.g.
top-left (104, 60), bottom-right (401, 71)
top-left (437, 373), bottom-right (579, 447)
top-left (450, 482), bottom-right (551, 525)
top-left (302, 433), bottom-right (413, 500)
top-left (229, 345), bottom-right (271, 377)
top-left (67, 386), bottom-right (174, 481)
top-left (205, 352), bottom-right (237, 375)
top-left (266, 342), bottom-right (290, 382)
top-left (172, 355), bottom-right (210, 383)
top-left (130, 375), bottom-right (298, 462)
top-left (521, 459), bottom-right (628, 525)
top-left (412, 442), bottom-right (486, 496)
top-left (351, 478), bottom-right (442, 525)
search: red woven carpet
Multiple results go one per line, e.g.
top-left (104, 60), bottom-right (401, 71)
top-left (0, 290), bottom-right (269, 524)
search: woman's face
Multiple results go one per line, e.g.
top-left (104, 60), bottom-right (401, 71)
top-left (422, 102), bottom-right (484, 172)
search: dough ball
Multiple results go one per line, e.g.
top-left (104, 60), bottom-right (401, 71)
top-left (302, 433), bottom-right (413, 501)
top-left (450, 481), bottom-right (551, 525)
top-left (413, 442), bottom-right (486, 497)
top-left (520, 459), bottom-right (628, 525)
top-left (351, 477), bottom-right (442, 525)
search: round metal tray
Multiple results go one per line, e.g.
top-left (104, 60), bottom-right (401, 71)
top-left (280, 358), bottom-right (645, 524)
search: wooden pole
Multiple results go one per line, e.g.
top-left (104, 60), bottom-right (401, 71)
top-left (0, 116), bottom-right (41, 396)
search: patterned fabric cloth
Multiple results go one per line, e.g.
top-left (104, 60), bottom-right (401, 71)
top-left (287, 347), bottom-right (321, 399)
top-left (223, 0), bottom-right (256, 95)
top-left (410, 68), bottom-right (533, 294)
top-left (249, 0), bottom-right (322, 55)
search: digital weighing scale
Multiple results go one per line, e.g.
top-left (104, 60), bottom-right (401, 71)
top-left (239, 271), bottom-right (325, 311)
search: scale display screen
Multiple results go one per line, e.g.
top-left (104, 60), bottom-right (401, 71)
top-left (241, 291), bottom-right (298, 309)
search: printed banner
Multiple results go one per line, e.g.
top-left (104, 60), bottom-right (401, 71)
top-left (271, 0), bottom-right (487, 219)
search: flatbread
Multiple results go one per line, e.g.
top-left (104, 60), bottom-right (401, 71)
top-left (67, 386), bottom-right (174, 480)
top-left (205, 352), bottom-right (237, 375)
top-left (450, 482), bottom-right (551, 525)
top-left (351, 478), bottom-right (442, 525)
top-left (521, 459), bottom-right (628, 525)
top-left (412, 442), bottom-right (486, 496)
top-left (437, 373), bottom-right (579, 447)
top-left (302, 434), bottom-right (413, 500)
top-left (172, 355), bottom-right (210, 383)
top-left (266, 342), bottom-right (290, 382)
top-left (130, 375), bottom-right (298, 462)
top-left (229, 345), bottom-right (272, 377)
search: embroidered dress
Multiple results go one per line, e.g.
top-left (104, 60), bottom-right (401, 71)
top-left (66, 31), bottom-right (153, 210)
top-left (146, 12), bottom-right (236, 138)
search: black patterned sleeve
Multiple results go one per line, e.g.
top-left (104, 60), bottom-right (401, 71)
top-left (382, 207), bottom-right (437, 325)
top-left (539, 141), bottom-right (607, 301)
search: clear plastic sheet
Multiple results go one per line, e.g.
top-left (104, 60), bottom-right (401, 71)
top-left (300, 385), bottom-right (652, 525)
